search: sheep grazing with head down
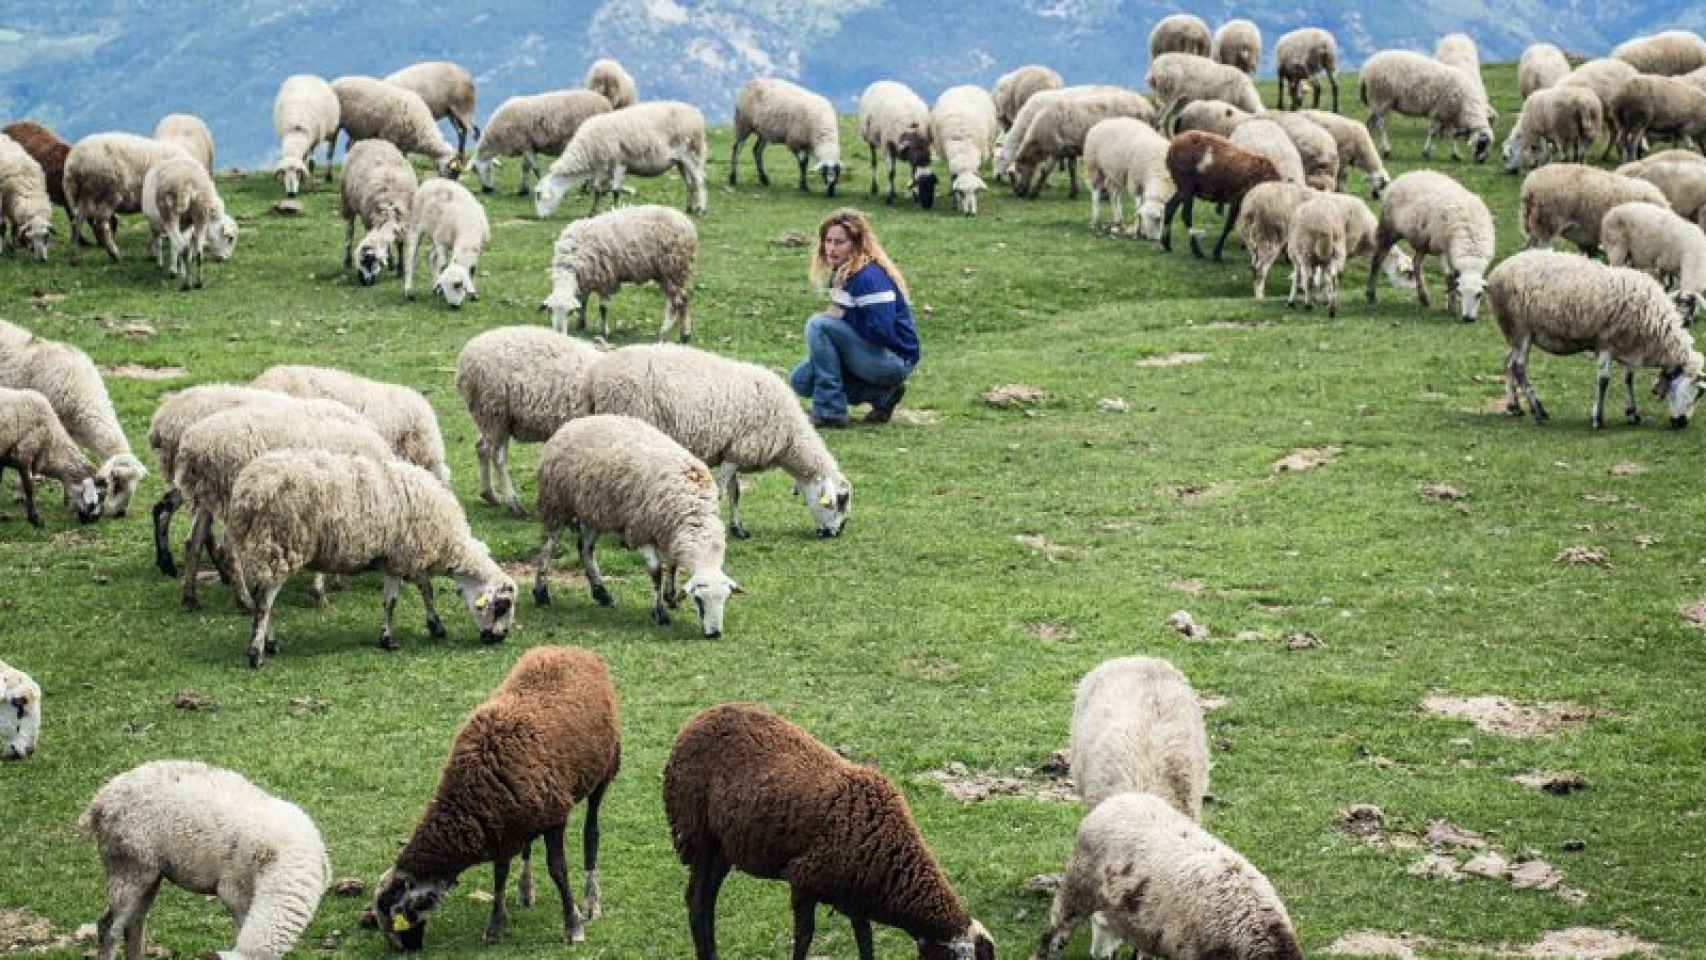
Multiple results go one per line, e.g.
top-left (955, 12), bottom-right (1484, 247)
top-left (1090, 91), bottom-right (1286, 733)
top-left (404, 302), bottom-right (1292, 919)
top-left (250, 363), bottom-right (451, 488)
top-left (1368, 170), bottom-right (1494, 322)
top-left (0, 386), bottom-right (101, 526)
top-left (1147, 54), bottom-right (1264, 133)
top-left (1610, 75), bottom-right (1706, 162)
top-left (2, 121), bottom-right (73, 232)
top-left (534, 101), bottom-right (708, 217)
top-left (0, 659), bottom-right (41, 760)
top-left (1520, 43), bottom-right (1572, 99)
top-left (371, 646), bottom-right (620, 951)
top-left (1084, 117), bottom-right (1173, 240)
top-left (1358, 50), bottom-right (1495, 162)
top-left (664, 702), bottom-right (996, 960)
top-left (584, 58), bottom-right (638, 110)
top-left (1518, 162), bottom-right (1668, 256)
top-left (81, 760), bottom-right (331, 960)
top-left (1274, 27), bottom-right (1338, 111)
top-left (542, 204), bottom-right (697, 342)
top-left (1299, 109), bottom-right (1390, 195)
top-left (62, 132), bottom-right (194, 261)
top-left (859, 81), bottom-right (937, 208)
top-left (153, 113), bottom-right (214, 172)
top-left (141, 155), bottom-right (239, 290)
top-left (1434, 33), bottom-right (1493, 123)
top-left (1211, 20), bottom-right (1261, 74)
top-left (931, 85), bottom-right (1000, 216)
top-left (1602, 201), bottom-right (1706, 325)
top-left (1501, 86), bottom-right (1603, 171)
top-left (1287, 192), bottom-right (1417, 317)
top-left (1251, 111), bottom-right (1339, 191)
top-left (272, 74), bottom-right (340, 196)
top-left (1149, 13), bottom-right (1211, 58)
top-left (0, 132), bottom-right (54, 261)
top-left (731, 78), bottom-right (843, 197)
top-left (402, 176), bottom-right (490, 309)
top-left (1235, 181), bottom-right (1319, 301)
top-left (1008, 86), bottom-right (1157, 199)
top-left (330, 76), bottom-right (461, 179)
top-left (1559, 58), bottom-right (1640, 161)
top-left (1160, 131), bottom-right (1282, 261)
top-left (1488, 249), bottom-right (1704, 429)
top-left (384, 61), bottom-right (480, 156)
top-left (992, 64), bottom-right (1064, 130)
top-left (472, 90), bottom-right (611, 195)
top-left (339, 138), bottom-right (417, 286)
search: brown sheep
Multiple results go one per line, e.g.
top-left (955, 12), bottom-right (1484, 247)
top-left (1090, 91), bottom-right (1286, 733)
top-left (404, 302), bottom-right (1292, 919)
top-left (664, 703), bottom-right (994, 960)
top-left (2, 121), bottom-right (75, 237)
top-left (370, 647), bottom-right (620, 951)
top-left (1160, 130), bottom-right (1282, 261)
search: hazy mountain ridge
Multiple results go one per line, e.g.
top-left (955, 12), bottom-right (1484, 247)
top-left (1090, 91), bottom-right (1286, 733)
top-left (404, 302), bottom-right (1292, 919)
top-left (2, 0), bottom-right (1700, 166)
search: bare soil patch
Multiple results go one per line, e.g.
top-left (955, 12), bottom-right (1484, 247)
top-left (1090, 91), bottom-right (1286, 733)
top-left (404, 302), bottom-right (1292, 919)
top-left (1166, 610), bottom-right (1210, 641)
top-left (1168, 578), bottom-right (1205, 594)
top-left (1419, 483), bottom-right (1467, 502)
top-left (1555, 546), bottom-right (1610, 567)
top-left (1680, 600), bottom-right (1706, 630)
top-left (893, 408), bottom-right (941, 426)
top-left (1512, 771), bottom-right (1588, 795)
top-left (1014, 533), bottom-right (1078, 561)
top-left (1422, 695), bottom-right (1593, 737)
top-left (918, 759), bottom-right (1076, 804)
top-left (1324, 931), bottom-right (1431, 959)
top-left (103, 364), bottom-right (188, 380)
top-left (1024, 620), bottom-right (1078, 643)
top-left (1608, 462), bottom-right (1646, 477)
top-left (501, 561), bottom-right (586, 587)
top-left (1135, 352), bottom-right (1207, 368)
top-left (1273, 446), bottom-right (1341, 473)
top-left (981, 384), bottom-right (1048, 407)
top-left (1524, 929), bottom-right (1657, 958)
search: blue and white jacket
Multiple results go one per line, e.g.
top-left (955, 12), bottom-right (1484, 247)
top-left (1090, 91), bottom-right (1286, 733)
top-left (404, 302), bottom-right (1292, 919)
top-left (830, 262), bottom-right (920, 365)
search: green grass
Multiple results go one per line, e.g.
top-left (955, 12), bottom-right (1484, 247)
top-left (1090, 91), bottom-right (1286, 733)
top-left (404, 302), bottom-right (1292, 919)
top-left (4, 63), bottom-right (1705, 960)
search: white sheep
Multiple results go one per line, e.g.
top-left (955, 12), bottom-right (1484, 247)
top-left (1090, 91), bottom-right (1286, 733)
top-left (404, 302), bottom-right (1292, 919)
top-left (250, 364), bottom-right (452, 487)
top-left (1149, 13), bottom-right (1211, 58)
top-left (994, 86), bottom-right (1066, 185)
top-left (338, 138), bottom-right (417, 286)
top-left (1610, 75), bottom-right (1706, 161)
top-left (0, 132), bottom-right (53, 261)
top-left (1231, 119), bottom-right (1306, 185)
top-left (542, 203), bottom-right (696, 342)
top-left (141, 156), bottom-right (238, 290)
top-left (1501, 86), bottom-right (1603, 170)
top-left (1147, 53), bottom-right (1264, 132)
top-left (0, 659), bottom-right (41, 760)
top-left (402, 176), bottom-right (489, 308)
top-left (1359, 50), bottom-right (1495, 162)
top-left (532, 414), bottom-right (738, 636)
top-left (1274, 27), bottom-right (1339, 111)
top-left (992, 64), bottom-right (1064, 130)
top-left (1030, 792), bottom-right (1301, 960)
top-left (576, 343), bottom-right (851, 540)
top-left (1519, 43), bottom-right (1572, 99)
top-left (1084, 117), bottom-right (1173, 240)
top-left (1613, 31), bottom-right (1706, 76)
top-left (858, 80), bottom-right (937, 207)
top-left (1235, 180), bottom-right (1318, 300)
top-left (584, 58), bottom-right (638, 110)
top-left (1250, 111), bottom-right (1339, 191)
top-left (81, 760), bottom-right (331, 960)
top-left (0, 386), bottom-right (101, 526)
top-left (533, 101), bottom-right (708, 217)
top-left (1629, 160), bottom-right (1706, 223)
top-left (1434, 33), bottom-right (1492, 122)
top-left (1617, 148), bottom-right (1706, 177)
top-left (1299, 109), bottom-right (1391, 195)
top-left (1368, 170), bottom-right (1495, 322)
top-left (1288, 191), bottom-right (1416, 316)
top-left (272, 74), bottom-right (340, 196)
top-left (455, 326), bottom-right (602, 515)
top-left (229, 450), bottom-right (516, 666)
top-left (384, 61), bottom-right (480, 155)
top-left (1009, 86), bottom-right (1157, 198)
top-left (730, 78), bottom-right (843, 196)
top-left (1559, 58), bottom-right (1640, 161)
top-left (472, 90), bottom-right (612, 195)
top-left (0, 319), bottom-right (147, 517)
top-left (1487, 249), bottom-right (1704, 429)
top-left (330, 76), bottom-right (460, 179)
top-left (1519, 162), bottom-right (1669, 255)
top-left (930, 84), bottom-right (1000, 216)
top-left (1601, 201), bottom-right (1706, 324)
top-left (1211, 19), bottom-right (1261, 74)
top-left (62, 132), bottom-right (194, 261)
top-left (1175, 99), bottom-right (1251, 138)
top-left (153, 113), bottom-right (214, 172)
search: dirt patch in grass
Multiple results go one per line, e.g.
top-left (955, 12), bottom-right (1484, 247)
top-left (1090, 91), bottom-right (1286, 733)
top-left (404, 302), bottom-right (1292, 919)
top-left (1135, 352), bottom-right (1207, 368)
top-left (1512, 771), bottom-right (1588, 795)
top-left (1419, 483), bottom-right (1467, 502)
top-left (1679, 600), bottom-right (1706, 630)
top-left (771, 230), bottom-right (811, 247)
top-left (1166, 610), bottom-right (1210, 640)
top-left (1197, 693), bottom-right (1228, 711)
top-left (0, 909), bottom-right (67, 954)
top-left (172, 690), bottom-right (218, 711)
top-left (1425, 820), bottom-right (1487, 851)
top-left (1014, 533), bottom-right (1078, 561)
top-left (500, 561), bottom-right (586, 587)
top-left (1168, 482), bottom-right (1232, 503)
top-left (27, 290), bottom-right (66, 307)
top-left (1609, 462), bottom-right (1646, 477)
top-left (1555, 546), bottom-right (1610, 567)
top-left (1273, 446), bottom-right (1341, 473)
top-left (1025, 620), bottom-right (1078, 643)
top-left (1168, 578), bottom-right (1205, 593)
top-left (1325, 928), bottom-right (1658, 959)
top-left (1324, 931), bottom-right (1432, 958)
top-left (981, 384), bottom-right (1048, 407)
top-left (1423, 695), bottom-right (1593, 737)
top-left (103, 364), bottom-right (188, 380)
top-left (918, 759), bottom-right (1076, 804)
top-left (893, 408), bottom-right (941, 426)
top-left (1524, 929), bottom-right (1657, 958)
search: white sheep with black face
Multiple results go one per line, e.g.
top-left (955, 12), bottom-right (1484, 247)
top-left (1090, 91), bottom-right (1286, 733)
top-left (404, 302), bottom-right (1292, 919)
top-left (0, 660), bottom-right (41, 760)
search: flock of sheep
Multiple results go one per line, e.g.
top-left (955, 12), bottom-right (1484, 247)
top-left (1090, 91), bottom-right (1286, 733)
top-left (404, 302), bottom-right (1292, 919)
top-left (6, 14), bottom-right (1706, 960)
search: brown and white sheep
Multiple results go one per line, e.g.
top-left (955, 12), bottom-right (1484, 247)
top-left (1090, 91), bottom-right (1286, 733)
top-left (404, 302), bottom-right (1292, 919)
top-left (1, 122), bottom-right (73, 235)
top-left (1159, 131), bottom-right (1282, 261)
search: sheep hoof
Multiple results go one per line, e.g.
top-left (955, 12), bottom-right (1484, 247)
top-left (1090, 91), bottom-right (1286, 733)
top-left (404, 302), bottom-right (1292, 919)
top-left (482, 925), bottom-right (505, 945)
top-left (650, 607), bottom-right (671, 627)
top-left (479, 489), bottom-right (501, 506)
top-left (1327, 306), bottom-right (1337, 319)
top-left (1506, 401), bottom-right (1523, 416)
top-left (533, 584), bottom-right (551, 607)
top-left (378, 633), bottom-right (400, 651)
top-left (729, 523), bottom-right (751, 540)
top-left (1626, 410), bottom-right (1642, 426)
top-left (591, 585), bottom-right (614, 607)
top-left (182, 594), bottom-right (201, 612)
top-left (247, 649), bottom-right (264, 669)
top-left (426, 618), bottom-right (448, 640)
top-left (566, 925), bottom-right (587, 945)
top-left (1591, 416), bottom-right (1604, 430)
top-left (264, 636), bottom-right (279, 655)
top-left (157, 556), bottom-right (179, 578)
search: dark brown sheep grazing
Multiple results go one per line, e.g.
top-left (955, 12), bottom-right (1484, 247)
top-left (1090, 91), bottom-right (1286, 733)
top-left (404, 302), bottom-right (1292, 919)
top-left (2, 120), bottom-right (75, 236)
top-left (1160, 130), bottom-right (1282, 261)
top-left (371, 646), bottom-right (620, 952)
top-left (664, 703), bottom-right (994, 960)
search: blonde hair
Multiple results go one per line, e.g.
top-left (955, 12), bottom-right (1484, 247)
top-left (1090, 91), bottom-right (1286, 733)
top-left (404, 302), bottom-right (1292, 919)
top-left (808, 208), bottom-right (910, 301)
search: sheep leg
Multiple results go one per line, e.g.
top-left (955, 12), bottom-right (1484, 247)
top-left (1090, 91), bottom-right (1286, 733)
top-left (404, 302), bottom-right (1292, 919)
top-left (342, 216), bottom-right (356, 270)
top-left (220, 532), bottom-right (254, 611)
top-left (475, 434), bottom-right (497, 505)
top-left (416, 575), bottom-right (447, 639)
top-left (519, 151), bottom-right (537, 195)
top-left (789, 890), bottom-right (817, 960)
top-left (484, 857), bottom-right (512, 944)
top-left (95, 212), bottom-right (121, 262)
top-left (1184, 193), bottom-right (1205, 258)
top-left (379, 575), bottom-right (403, 650)
top-left (599, 297), bottom-right (611, 341)
top-left (1593, 355), bottom-right (1612, 430)
top-left (1089, 183), bottom-right (1102, 231)
top-left (1327, 71), bottom-right (1339, 113)
top-left (849, 916), bottom-right (875, 960)
top-left (1067, 156), bottom-right (1080, 199)
top-left (17, 466), bottom-right (40, 527)
top-left (307, 573), bottom-right (327, 608)
top-left (581, 778), bottom-right (608, 919)
top-left (1624, 367), bottom-right (1642, 424)
top-left (728, 130), bottom-right (745, 186)
top-left (685, 856), bottom-right (731, 960)
top-left (1211, 197), bottom-right (1241, 261)
top-left (152, 489), bottom-right (182, 576)
top-left (496, 440), bottom-right (524, 516)
top-left (716, 463), bottom-right (748, 539)
top-left (868, 143), bottom-right (879, 195)
top-left (181, 509), bottom-right (214, 610)
top-left (1412, 252), bottom-right (1431, 308)
top-left (543, 824), bottom-right (586, 944)
top-left (98, 873), bottom-right (161, 960)
top-left (1031, 890), bottom-right (1090, 960)
top-left (665, 563), bottom-right (680, 608)
top-left (887, 149), bottom-right (900, 206)
top-left (1502, 346), bottom-right (1525, 415)
top-left (1160, 190), bottom-right (1186, 252)
top-left (753, 137), bottom-right (771, 186)
top-left (401, 226), bottom-right (421, 300)
top-left (796, 149), bottom-right (810, 191)
top-left (579, 524), bottom-right (612, 606)
top-left (247, 579), bottom-right (285, 668)
top-left (1420, 121), bottom-right (1438, 160)
top-left (642, 545), bottom-right (671, 626)
top-left (1509, 340), bottom-right (1548, 423)
top-left (533, 527), bottom-right (559, 606)
top-left (519, 840), bottom-right (536, 907)
top-left (1368, 112), bottom-right (1391, 159)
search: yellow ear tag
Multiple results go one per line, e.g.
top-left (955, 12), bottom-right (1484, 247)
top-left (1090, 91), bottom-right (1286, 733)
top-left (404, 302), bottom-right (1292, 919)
top-left (391, 914), bottom-right (411, 933)
top-left (475, 595), bottom-right (489, 610)
top-left (818, 493), bottom-right (834, 508)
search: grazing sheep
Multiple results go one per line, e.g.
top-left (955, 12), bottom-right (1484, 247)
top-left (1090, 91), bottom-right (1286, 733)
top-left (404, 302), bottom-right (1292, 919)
top-left (1175, 99), bottom-right (1252, 138)
top-left (584, 58), bottom-right (638, 110)
top-left (1629, 160), bottom-right (1706, 222)
top-left (1613, 31), bottom-right (1706, 76)
top-left (338, 138), bottom-right (417, 286)
top-left (1031, 792), bottom-right (1301, 960)
top-left (994, 86), bottom-right (1073, 190)
top-left (250, 364), bottom-right (451, 487)
top-left (2, 121), bottom-right (72, 232)
top-left (1602, 201), bottom-right (1706, 324)
top-left (1084, 117), bottom-right (1173, 239)
top-left (1559, 58), bottom-right (1641, 160)
top-left (0, 659), bottom-right (41, 760)
top-left (931, 84), bottom-right (1000, 216)
top-left (1231, 118), bottom-right (1306, 185)
top-left (1288, 191), bottom-right (1416, 316)
top-left (1299, 109), bottom-right (1391, 195)
top-left (272, 74), bottom-right (340, 196)
top-left (1148, 53), bottom-right (1264, 132)
top-left (1072, 657), bottom-right (1207, 815)
top-left (1617, 148), bottom-right (1706, 177)
top-left (992, 64), bottom-right (1064, 130)
top-left (330, 76), bottom-right (460, 179)
top-left (1369, 170), bottom-right (1495, 321)
top-left (455, 327), bottom-right (601, 515)
top-left (1150, 13), bottom-right (1211, 58)
top-left (62, 132), bottom-right (194, 261)
top-left (1255, 112), bottom-right (1339, 190)
top-left (1488, 249), bottom-right (1704, 428)
top-left (1211, 20), bottom-right (1262, 74)
top-left (1434, 33), bottom-right (1493, 121)
top-left (384, 61), bottom-right (480, 155)
top-left (542, 204), bottom-right (696, 342)
top-left (0, 133), bottom-right (53, 261)
top-left (730, 78), bottom-right (843, 196)
top-left (472, 90), bottom-right (612, 195)
top-left (1501, 86), bottom-right (1603, 171)
top-left (532, 415), bottom-right (739, 635)
top-left (1519, 43), bottom-right (1572, 99)
top-left (576, 344), bottom-right (851, 540)
top-left (1519, 162), bottom-right (1669, 255)
top-left (0, 386), bottom-right (101, 526)
top-left (0, 320), bottom-right (147, 517)
top-left (141, 156), bottom-right (238, 290)
top-left (534, 101), bottom-right (708, 217)
top-left (230, 450), bottom-right (517, 666)
top-left (152, 113), bottom-right (214, 171)
top-left (1160, 131), bottom-right (1282, 261)
top-left (1359, 50), bottom-right (1495, 162)
top-left (1610, 75), bottom-right (1706, 161)
top-left (664, 702), bottom-right (995, 960)
top-left (371, 646), bottom-right (619, 950)
top-left (1010, 86), bottom-right (1157, 198)
top-left (859, 80), bottom-right (937, 208)
top-left (81, 760), bottom-right (331, 960)
top-left (403, 176), bottom-right (489, 308)
top-left (1274, 27), bottom-right (1339, 111)
top-left (1235, 181), bottom-right (1319, 300)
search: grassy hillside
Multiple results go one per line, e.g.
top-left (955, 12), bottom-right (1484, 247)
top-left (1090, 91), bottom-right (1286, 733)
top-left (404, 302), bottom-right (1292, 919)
top-left (2, 64), bottom-right (1703, 960)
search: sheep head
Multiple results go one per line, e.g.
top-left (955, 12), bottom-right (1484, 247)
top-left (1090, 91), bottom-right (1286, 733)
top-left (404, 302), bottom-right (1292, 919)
top-left (472, 154), bottom-right (500, 193)
top-left (97, 454), bottom-right (146, 518)
top-left (951, 172), bottom-right (986, 216)
top-left (819, 160), bottom-right (843, 197)
top-left (541, 267), bottom-right (582, 333)
top-left (794, 473), bottom-right (851, 538)
top-left (17, 217), bottom-right (51, 262)
top-left (1656, 352), bottom-right (1705, 428)
top-left (534, 174), bottom-right (574, 218)
top-left (431, 263), bottom-right (476, 309)
top-left (451, 558), bottom-right (516, 644)
top-left (0, 672), bottom-right (40, 761)
top-left (1452, 268), bottom-right (1487, 322)
top-left (1673, 290), bottom-right (1700, 328)
top-left (911, 169), bottom-right (938, 210)
top-left (918, 919), bottom-right (994, 960)
top-left (372, 868), bottom-right (447, 952)
top-left (684, 569), bottom-right (741, 639)
top-left (357, 220), bottom-right (402, 286)
top-left (203, 215), bottom-right (240, 262)
top-left (276, 156), bottom-right (309, 196)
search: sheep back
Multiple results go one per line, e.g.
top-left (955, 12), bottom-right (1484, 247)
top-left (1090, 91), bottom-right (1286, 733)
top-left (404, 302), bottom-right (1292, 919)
top-left (552, 203), bottom-right (696, 301)
top-left (251, 364), bottom-right (449, 486)
top-left (1487, 250), bottom-right (1701, 374)
top-left (1211, 19), bottom-right (1261, 74)
top-left (584, 59), bottom-right (638, 110)
top-left (63, 132), bottom-right (193, 220)
top-left (1071, 657), bottom-right (1208, 816)
top-left (733, 78), bottom-right (840, 164)
top-left (1166, 131), bottom-right (1281, 204)
top-left (992, 64), bottom-right (1064, 129)
top-left (332, 76), bottom-right (454, 164)
top-left (1613, 31), bottom-right (1706, 76)
top-left (153, 114), bottom-right (214, 172)
top-left (1149, 13), bottom-right (1211, 58)
top-left (1519, 43), bottom-right (1572, 99)
top-left (1520, 163), bottom-right (1668, 250)
top-left (476, 90), bottom-right (612, 161)
top-left (455, 327), bottom-right (602, 445)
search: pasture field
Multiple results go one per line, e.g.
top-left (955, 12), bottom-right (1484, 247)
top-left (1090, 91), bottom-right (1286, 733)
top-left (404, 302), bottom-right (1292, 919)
top-left (3, 64), bottom-right (1705, 960)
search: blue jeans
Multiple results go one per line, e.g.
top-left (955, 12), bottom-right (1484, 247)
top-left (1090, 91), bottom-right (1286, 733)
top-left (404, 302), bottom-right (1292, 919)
top-left (789, 313), bottom-right (914, 420)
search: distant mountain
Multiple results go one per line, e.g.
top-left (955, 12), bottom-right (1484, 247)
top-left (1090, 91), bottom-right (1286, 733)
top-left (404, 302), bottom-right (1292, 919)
top-left (4, 1), bottom-right (1704, 167)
